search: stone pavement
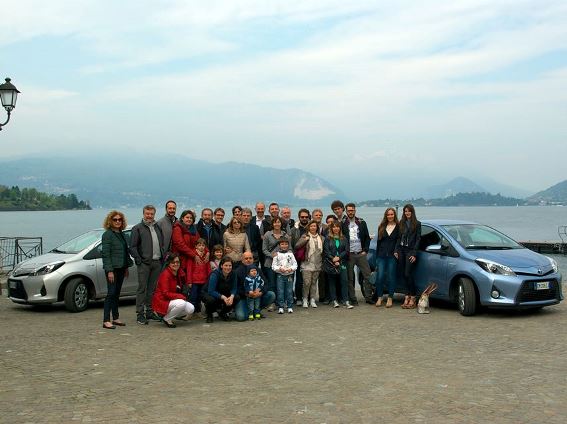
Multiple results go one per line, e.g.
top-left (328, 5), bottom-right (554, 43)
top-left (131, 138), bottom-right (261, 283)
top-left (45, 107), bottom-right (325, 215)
top-left (1, 285), bottom-right (566, 424)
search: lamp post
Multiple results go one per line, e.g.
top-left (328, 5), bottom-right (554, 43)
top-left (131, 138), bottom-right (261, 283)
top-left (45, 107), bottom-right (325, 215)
top-left (0, 78), bottom-right (21, 131)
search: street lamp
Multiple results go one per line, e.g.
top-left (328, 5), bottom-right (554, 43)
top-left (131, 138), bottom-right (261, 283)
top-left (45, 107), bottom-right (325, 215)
top-left (0, 78), bottom-right (21, 131)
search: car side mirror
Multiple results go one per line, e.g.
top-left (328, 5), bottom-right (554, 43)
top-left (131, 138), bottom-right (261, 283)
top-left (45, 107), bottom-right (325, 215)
top-left (425, 244), bottom-right (446, 254)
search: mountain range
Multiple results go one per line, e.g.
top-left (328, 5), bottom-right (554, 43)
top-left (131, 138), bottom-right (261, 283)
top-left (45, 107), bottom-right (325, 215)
top-left (0, 154), bottom-right (565, 207)
top-left (0, 154), bottom-right (344, 208)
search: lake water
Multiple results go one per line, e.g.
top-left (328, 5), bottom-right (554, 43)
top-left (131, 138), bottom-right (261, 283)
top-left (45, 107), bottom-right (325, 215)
top-left (1, 206), bottom-right (567, 273)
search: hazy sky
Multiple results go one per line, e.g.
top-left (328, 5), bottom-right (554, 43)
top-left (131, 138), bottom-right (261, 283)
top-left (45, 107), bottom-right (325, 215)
top-left (2, 0), bottom-right (566, 193)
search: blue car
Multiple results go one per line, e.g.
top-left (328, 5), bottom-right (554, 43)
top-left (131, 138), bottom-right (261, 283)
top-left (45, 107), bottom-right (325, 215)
top-left (367, 220), bottom-right (563, 316)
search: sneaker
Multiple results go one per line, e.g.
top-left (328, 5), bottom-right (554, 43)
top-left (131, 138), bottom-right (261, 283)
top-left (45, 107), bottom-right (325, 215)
top-left (302, 298), bottom-right (308, 308)
top-left (278, 308), bottom-right (284, 314)
top-left (287, 308), bottom-right (293, 313)
top-left (310, 298), bottom-right (317, 308)
top-left (146, 311), bottom-right (161, 321)
top-left (296, 299), bottom-right (303, 306)
top-left (248, 314), bottom-right (254, 321)
top-left (333, 300), bottom-right (340, 308)
top-left (267, 303), bottom-right (276, 312)
top-left (255, 313), bottom-right (261, 319)
top-left (136, 314), bottom-right (148, 325)
top-left (345, 301), bottom-right (354, 309)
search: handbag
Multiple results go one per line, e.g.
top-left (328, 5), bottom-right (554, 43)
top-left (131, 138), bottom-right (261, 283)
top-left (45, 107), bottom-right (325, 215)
top-left (294, 245), bottom-right (306, 262)
top-left (417, 283), bottom-right (438, 314)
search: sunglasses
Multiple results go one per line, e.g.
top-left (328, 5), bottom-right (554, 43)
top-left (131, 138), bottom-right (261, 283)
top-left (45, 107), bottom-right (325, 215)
top-left (112, 218), bottom-right (123, 222)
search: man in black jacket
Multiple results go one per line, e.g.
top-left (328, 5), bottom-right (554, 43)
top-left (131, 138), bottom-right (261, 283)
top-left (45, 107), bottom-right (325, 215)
top-left (130, 205), bottom-right (165, 324)
top-left (241, 208), bottom-right (262, 264)
top-left (197, 208), bottom-right (223, 253)
top-left (342, 203), bottom-right (374, 305)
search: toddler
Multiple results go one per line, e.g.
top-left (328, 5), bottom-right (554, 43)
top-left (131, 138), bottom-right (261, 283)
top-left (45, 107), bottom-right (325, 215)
top-left (244, 264), bottom-right (265, 320)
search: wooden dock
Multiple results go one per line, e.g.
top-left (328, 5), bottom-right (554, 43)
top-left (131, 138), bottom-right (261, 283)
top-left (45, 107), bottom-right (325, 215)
top-left (520, 241), bottom-right (566, 255)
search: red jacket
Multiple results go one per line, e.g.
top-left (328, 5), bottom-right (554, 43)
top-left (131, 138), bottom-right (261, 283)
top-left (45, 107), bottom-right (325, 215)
top-left (191, 251), bottom-right (211, 284)
top-left (152, 267), bottom-right (187, 316)
top-left (171, 222), bottom-right (201, 280)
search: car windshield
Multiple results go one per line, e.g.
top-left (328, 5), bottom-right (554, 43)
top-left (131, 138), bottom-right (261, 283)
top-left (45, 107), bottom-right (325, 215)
top-left (51, 229), bottom-right (105, 254)
top-left (442, 224), bottom-right (523, 250)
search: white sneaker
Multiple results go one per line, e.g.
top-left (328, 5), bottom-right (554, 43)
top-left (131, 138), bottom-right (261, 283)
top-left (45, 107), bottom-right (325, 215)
top-left (333, 300), bottom-right (340, 308)
top-left (277, 308), bottom-right (284, 314)
top-left (302, 298), bottom-right (308, 308)
top-left (296, 299), bottom-right (303, 306)
top-left (287, 308), bottom-right (294, 313)
top-left (310, 298), bottom-right (317, 308)
top-left (345, 301), bottom-right (354, 309)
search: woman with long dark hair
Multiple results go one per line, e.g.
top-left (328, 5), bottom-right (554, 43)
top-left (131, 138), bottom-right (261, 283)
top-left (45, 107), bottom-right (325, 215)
top-left (394, 204), bottom-right (421, 309)
top-left (375, 207), bottom-right (399, 308)
top-left (101, 210), bottom-right (133, 329)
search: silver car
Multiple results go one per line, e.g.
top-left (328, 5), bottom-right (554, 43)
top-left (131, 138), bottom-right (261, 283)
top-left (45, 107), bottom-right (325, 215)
top-left (7, 227), bottom-right (138, 312)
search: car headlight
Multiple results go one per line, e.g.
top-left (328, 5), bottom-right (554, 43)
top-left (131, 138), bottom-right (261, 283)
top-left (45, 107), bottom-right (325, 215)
top-left (545, 256), bottom-right (558, 273)
top-left (31, 261), bottom-right (65, 276)
top-left (475, 258), bottom-right (516, 276)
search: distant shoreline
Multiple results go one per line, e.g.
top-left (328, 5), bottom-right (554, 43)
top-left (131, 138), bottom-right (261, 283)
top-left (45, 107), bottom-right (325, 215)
top-left (0, 207), bottom-right (92, 212)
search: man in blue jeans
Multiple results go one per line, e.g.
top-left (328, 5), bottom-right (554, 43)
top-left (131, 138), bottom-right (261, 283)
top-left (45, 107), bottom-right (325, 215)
top-left (234, 251), bottom-right (276, 321)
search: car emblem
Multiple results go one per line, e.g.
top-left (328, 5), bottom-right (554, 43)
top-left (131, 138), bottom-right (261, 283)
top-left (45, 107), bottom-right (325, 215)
top-left (537, 268), bottom-right (542, 275)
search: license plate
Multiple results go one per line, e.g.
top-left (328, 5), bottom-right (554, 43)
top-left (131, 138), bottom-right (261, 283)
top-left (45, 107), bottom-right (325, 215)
top-left (535, 281), bottom-right (550, 290)
top-left (9, 280), bottom-right (17, 289)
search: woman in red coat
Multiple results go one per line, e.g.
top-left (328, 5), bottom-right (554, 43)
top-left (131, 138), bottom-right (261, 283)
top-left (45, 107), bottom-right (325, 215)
top-left (171, 210), bottom-right (204, 281)
top-left (152, 253), bottom-right (195, 328)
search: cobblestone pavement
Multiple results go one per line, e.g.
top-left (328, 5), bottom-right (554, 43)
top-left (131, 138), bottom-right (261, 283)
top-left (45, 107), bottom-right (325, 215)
top-left (1, 282), bottom-right (566, 424)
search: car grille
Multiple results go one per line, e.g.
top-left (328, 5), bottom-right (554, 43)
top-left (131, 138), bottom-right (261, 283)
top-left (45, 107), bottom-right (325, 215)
top-left (516, 269), bottom-right (554, 277)
top-left (516, 280), bottom-right (560, 303)
top-left (8, 279), bottom-right (28, 300)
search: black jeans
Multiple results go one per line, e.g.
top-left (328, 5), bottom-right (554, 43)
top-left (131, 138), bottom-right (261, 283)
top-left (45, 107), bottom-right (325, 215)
top-left (103, 267), bottom-right (126, 322)
top-left (294, 267), bottom-right (303, 300)
top-left (398, 247), bottom-right (417, 296)
top-left (203, 293), bottom-right (240, 318)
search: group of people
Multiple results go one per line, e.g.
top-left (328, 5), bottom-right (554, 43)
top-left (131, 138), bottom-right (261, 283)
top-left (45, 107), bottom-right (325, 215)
top-left (100, 200), bottom-right (421, 329)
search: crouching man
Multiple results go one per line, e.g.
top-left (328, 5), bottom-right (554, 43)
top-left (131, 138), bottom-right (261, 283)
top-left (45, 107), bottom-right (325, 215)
top-left (234, 251), bottom-right (276, 321)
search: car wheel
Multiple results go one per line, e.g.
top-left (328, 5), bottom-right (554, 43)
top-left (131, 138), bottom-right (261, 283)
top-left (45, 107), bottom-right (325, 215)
top-left (64, 278), bottom-right (89, 312)
top-left (457, 277), bottom-right (477, 316)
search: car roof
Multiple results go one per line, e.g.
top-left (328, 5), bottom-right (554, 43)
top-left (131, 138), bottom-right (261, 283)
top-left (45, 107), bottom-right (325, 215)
top-left (422, 219), bottom-right (478, 226)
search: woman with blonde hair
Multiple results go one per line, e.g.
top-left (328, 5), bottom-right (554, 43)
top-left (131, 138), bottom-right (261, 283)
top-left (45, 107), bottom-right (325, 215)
top-left (223, 216), bottom-right (250, 267)
top-left (101, 210), bottom-right (133, 329)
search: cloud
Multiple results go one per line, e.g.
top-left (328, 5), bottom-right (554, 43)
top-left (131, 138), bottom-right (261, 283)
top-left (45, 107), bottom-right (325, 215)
top-left (2, 0), bottom-right (567, 191)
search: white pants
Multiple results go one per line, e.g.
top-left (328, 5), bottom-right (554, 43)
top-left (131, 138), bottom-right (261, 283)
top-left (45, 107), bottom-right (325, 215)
top-left (164, 299), bottom-right (195, 321)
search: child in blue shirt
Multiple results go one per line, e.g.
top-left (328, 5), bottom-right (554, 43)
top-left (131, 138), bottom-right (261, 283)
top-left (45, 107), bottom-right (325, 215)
top-left (244, 264), bottom-right (265, 320)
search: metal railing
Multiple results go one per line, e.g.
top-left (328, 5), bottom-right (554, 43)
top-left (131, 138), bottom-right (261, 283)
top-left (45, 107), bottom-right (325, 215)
top-left (0, 237), bottom-right (43, 272)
